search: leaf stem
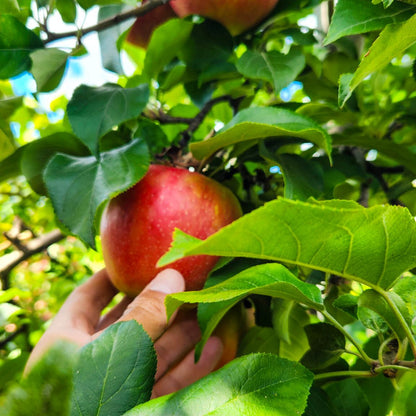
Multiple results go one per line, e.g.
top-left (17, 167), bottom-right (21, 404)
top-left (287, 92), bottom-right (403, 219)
top-left (378, 289), bottom-right (416, 358)
top-left (322, 310), bottom-right (375, 366)
top-left (375, 364), bottom-right (415, 374)
top-left (314, 370), bottom-right (373, 381)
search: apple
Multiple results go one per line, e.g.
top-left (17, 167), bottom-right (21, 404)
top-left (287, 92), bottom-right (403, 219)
top-left (100, 164), bottom-right (242, 296)
top-left (170, 0), bottom-right (279, 36)
top-left (213, 304), bottom-right (247, 369)
top-left (126, 1), bottom-right (176, 49)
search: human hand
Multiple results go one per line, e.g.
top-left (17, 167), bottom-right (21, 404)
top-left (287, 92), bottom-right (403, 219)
top-left (25, 268), bottom-right (223, 397)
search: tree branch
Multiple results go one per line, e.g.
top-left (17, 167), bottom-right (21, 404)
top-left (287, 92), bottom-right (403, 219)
top-left (178, 95), bottom-right (242, 148)
top-left (0, 229), bottom-right (65, 290)
top-left (44, 0), bottom-right (171, 44)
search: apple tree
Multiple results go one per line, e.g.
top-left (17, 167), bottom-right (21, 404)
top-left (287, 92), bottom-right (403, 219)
top-left (1, 0), bottom-right (416, 414)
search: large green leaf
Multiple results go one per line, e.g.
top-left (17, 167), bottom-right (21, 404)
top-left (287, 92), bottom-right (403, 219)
top-left (71, 321), bottom-right (156, 416)
top-left (236, 47), bottom-right (305, 93)
top-left (324, 379), bottom-right (370, 416)
top-left (20, 133), bottom-right (89, 195)
top-left (165, 263), bottom-right (324, 320)
top-left (0, 15), bottom-right (43, 79)
top-left (125, 354), bottom-right (313, 416)
top-left (190, 107), bottom-right (332, 161)
top-left (67, 83), bottom-right (149, 156)
top-left (44, 138), bottom-right (149, 247)
top-left (143, 19), bottom-right (194, 79)
top-left (324, 0), bottom-right (415, 45)
top-left (159, 198), bottom-right (416, 290)
top-left (340, 14), bottom-right (416, 105)
top-left (169, 263), bottom-right (323, 361)
top-left (30, 48), bottom-right (69, 92)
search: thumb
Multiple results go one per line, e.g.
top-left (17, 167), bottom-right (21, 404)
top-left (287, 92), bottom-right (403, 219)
top-left (118, 269), bottom-right (185, 340)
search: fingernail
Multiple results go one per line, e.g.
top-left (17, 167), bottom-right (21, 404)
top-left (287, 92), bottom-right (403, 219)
top-left (146, 268), bottom-right (185, 294)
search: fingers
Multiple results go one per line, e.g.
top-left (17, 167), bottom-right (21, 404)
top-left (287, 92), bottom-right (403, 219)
top-left (96, 295), bottom-right (132, 331)
top-left (51, 269), bottom-right (118, 334)
top-left (152, 336), bottom-right (223, 398)
top-left (154, 311), bottom-right (201, 381)
top-left (115, 268), bottom-right (185, 340)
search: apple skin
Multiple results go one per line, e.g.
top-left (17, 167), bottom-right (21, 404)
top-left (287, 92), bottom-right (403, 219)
top-left (213, 303), bottom-right (252, 369)
top-left (126, 1), bottom-right (176, 49)
top-left (100, 164), bottom-right (242, 296)
top-left (170, 0), bottom-right (279, 35)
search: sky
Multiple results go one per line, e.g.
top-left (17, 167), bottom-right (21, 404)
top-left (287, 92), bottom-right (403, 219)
top-left (11, 5), bottom-right (123, 117)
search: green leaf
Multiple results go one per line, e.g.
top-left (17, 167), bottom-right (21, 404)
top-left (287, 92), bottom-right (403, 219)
top-left (324, 379), bottom-right (370, 416)
top-left (190, 107), bottom-right (332, 161)
top-left (272, 299), bottom-right (310, 361)
top-left (0, 15), bottom-right (43, 79)
top-left (98, 4), bottom-right (132, 74)
top-left (30, 48), bottom-right (69, 92)
top-left (0, 0), bottom-right (20, 14)
top-left (391, 371), bottom-right (416, 415)
top-left (144, 19), bottom-right (194, 79)
top-left (159, 198), bottom-right (416, 290)
top-left (236, 47), bottom-right (305, 93)
top-left (56, 0), bottom-right (76, 23)
top-left (165, 263), bottom-right (324, 320)
top-left (20, 133), bottom-right (89, 195)
top-left (238, 326), bottom-right (280, 355)
top-left (178, 20), bottom-right (234, 73)
top-left (333, 294), bottom-right (359, 319)
top-left (0, 96), bottom-right (23, 119)
top-left (1, 342), bottom-right (77, 416)
top-left (125, 354), bottom-right (314, 416)
top-left (0, 128), bottom-right (16, 161)
top-left (71, 321), bottom-right (156, 416)
top-left (277, 153), bottom-right (324, 201)
top-left (0, 146), bottom-right (23, 181)
top-left (358, 289), bottom-right (412, 340)
top-left (67, 83), bottom-right (149, 156)
top-left (324, 0), bottom-right (415, 45)
top-left (342, 14), bottom-right (416, 105)
top-left (195, 300), bottom-right (237, 361)
top-left (304, 387), bottom-right (338, 416)
top-left (301, 323), bottom-right (346, 370)
top-left (77, 0), bottom-right (130, 9)
top-left (44, 138), bottom-right (149, 247)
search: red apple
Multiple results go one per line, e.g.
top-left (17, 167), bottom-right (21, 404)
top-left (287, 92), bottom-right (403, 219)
top-left (170, 0), bottom-right (279, 36)
top-left (100, 164), bottom-right (242, 296)
top-left (126, 1), bottom-right (176, 49)
top-left (213, 304), bottom-right (247, 369)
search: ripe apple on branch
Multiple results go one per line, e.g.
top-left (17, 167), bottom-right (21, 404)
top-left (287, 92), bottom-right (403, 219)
top-left (126, 0), bottom-right (280, 48)
top-left (100, 164), bottom-right (243, 296)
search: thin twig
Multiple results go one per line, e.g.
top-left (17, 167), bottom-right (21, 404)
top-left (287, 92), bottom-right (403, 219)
top-left (44, 0), bottom-right (171, 44)
top-left (0, 229), bottom-right (65, 290)
top-left (0, 324), bottom-right (28, 349)
top-left (178, 95), bottom-right (241, 148)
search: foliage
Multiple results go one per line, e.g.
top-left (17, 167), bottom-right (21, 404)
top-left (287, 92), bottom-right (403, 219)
top-left (1, 0), bottom-right (416, 414)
